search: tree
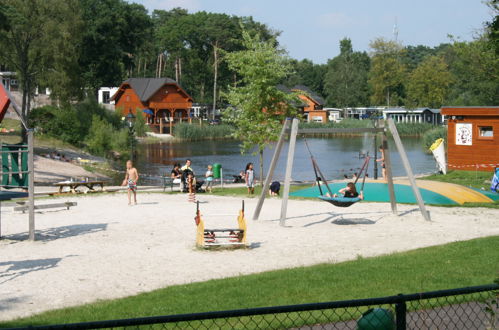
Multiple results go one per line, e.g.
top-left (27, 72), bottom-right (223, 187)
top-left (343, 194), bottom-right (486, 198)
top-left (485, 0), bottom-right (499, 55)
top-left (368, 38), bottom-right (407, 106)
top-left (406, 56), bottom-right (453, 108)
top-left (323, 38), bottom-right (370, 107)
top-left (78, 0), bottom-right (152, 94)
top-left (0, 0), bottom-right (81, 129)
top-left (223, 27), bottom-right (299, 182)
top-left (445, 37), bottom-right (499, 105)
top-left (283, 59), bottom-right (327, 96)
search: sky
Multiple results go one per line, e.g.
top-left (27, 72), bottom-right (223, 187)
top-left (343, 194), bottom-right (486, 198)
top-left (134, 0), bottom-right (493, 64)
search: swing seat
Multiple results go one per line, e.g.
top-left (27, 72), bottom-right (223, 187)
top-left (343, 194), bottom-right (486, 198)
top-left (319, 195), bottom-right (361, 207)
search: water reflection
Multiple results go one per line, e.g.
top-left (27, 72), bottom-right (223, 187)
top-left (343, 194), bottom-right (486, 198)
top-left (133, 137), bottom-right (436, 185)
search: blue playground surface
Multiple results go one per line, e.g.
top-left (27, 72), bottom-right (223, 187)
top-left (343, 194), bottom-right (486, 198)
top-left (291, 182), bottom-right (458, 205)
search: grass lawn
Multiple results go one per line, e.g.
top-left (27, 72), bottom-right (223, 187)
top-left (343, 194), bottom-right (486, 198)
top-left (2, 236), bottom-right (498, 328)
top-left (421, 170), bottom-right (493, 190)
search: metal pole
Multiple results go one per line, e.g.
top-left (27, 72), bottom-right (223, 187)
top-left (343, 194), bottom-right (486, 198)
top-left (373, 119), bottom-right (378, 180)
top-left (252, 119), bottom-right (291, 220)
top-left (395, 294), bottom-right (407, 330)
top-left (387, 118), bottom-right (431, 221)
top-left (28, 129), bottom-right (35, 241)
top-left (280, 118), bottom-right (299, 226)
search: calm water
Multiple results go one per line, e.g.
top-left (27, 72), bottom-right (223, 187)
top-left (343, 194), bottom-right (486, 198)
top-left (132, 136), bottom-right (437, 185)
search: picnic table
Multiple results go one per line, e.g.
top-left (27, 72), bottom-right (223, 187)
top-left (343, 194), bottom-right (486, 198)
top-left (54, 180), bottom-right (105, 194)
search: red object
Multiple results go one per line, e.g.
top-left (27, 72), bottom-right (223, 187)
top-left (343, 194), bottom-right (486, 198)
top-left (0, 83), bottom-right (11, 124)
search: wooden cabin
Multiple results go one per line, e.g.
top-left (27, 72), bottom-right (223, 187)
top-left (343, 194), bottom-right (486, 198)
top-left (291, 85), bottom-right (327, 123)
top-left (441, 106), bottom-right (499, 172)
top-left (112, 78), bottom-right (193, 134)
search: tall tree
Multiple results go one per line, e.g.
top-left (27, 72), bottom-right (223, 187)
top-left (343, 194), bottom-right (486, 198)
top-left (323, 38), bottom-right (370, 107)
top-left (223, 27), bottom-right (299, 182)
top-left (284, 59), bottom-right (327, 95)
top-left (0, 0), bottom-right (81, 124)
top-left (445, 37), bottom-right (499, 105)
top-left (406, 56), bottom-right (453, 108)
top-left (368, 38), bottom-right (407, 106)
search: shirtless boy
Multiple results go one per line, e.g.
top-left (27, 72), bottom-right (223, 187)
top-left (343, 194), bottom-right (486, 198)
top-left (122, 160), bottom-right (139, 205)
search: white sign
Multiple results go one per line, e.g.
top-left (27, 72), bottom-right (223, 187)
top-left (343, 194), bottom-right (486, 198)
top-left (456, 123), bottom-right (472, 146)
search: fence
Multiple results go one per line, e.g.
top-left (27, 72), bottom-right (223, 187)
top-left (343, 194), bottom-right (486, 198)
top-left (8, 284), bottom-right (498, 330)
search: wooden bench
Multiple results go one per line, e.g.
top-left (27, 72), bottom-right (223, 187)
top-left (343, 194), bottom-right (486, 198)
top-left (14, 201), bottom-right (77, 213)
top-left (53, 181), bottom-right (105, 194)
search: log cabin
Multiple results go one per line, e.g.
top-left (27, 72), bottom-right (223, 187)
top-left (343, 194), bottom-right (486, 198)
top-left (441, 106), bottom-right (499, 172)
top-left (112, 78), bottom-right (193, 134)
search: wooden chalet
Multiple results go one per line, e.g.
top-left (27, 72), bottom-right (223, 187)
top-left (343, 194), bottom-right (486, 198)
top-left (441, 106), bottom-right (499, 172)
top-left (112, 78), bottom-right (193, 134)
top-left (291, 85), bottom-right (327, 123)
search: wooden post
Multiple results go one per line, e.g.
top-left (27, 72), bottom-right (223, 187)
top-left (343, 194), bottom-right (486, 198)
top-left (159, 117), bottom-right (163, 134)
top-left (387, 118), bottom-right (431, 221)
top-left (280, 118), bottom-right (299, 226)
top-left (252, 119), bottom-right (291, 220)
top-left (169, 109), bottom-right (173, 135)
top-left (382, 130), bottom-right (397, 215)
top-left (28, 129), bottom-right (35, 241)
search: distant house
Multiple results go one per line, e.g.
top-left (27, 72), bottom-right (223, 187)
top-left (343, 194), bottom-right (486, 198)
top-left (0, 64), bottom-right (17, 92)
top-left (98, 87), bottom-right (119, 110)
top-left (383, 108), bottom-right (442, 125)
top-left (441, 106), bottom-right (499, 172)
top-left (324, 108), bottom-right (342, 123)
top-left (291, 85), bottom-right (327, 123)
top-left (112, 78), bottom-right (194, 134)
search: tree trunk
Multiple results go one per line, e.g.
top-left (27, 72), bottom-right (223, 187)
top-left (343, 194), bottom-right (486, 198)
top-left (259, 149), bottom-right (264, 186)
top-left (212, 41), bottom-right (219, 121)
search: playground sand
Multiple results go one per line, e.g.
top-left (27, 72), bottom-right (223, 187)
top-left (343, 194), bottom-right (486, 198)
top-left (1, 193), bottom-right (498, 321)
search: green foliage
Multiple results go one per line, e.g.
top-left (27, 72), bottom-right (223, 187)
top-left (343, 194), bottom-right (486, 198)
top-left (173, 123), bottom-right (233, 141)
top-left (85, 115), bottom-right (130, 157)
top-left (3, 236), bottom-right (497, 327)
top-left (394, 122), bottom-right (435, 137)
top-left (134, 110), bottom-right (149, 137)
top-left (368, 38), bottom-right (407, 106)
top-left (445, 37), bottom-right (499, 105)
top-left (422, 126), bottom-right (448, 150)
top-left (223, 26), bottom-right (300, 154)
top-left (406, 56), bottom-right (453, 108)
top-left (324, 38), bottom-right (370, 107)
top-left (283, 59), bottom-right (327, 97)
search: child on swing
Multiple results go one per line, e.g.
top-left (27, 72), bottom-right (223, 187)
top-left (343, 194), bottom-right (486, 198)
top-left (326, 182), bottom-right (363, 199)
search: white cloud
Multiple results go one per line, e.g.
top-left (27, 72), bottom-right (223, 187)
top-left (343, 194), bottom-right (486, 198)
top-left (138, 0), bottom-right (201, 12)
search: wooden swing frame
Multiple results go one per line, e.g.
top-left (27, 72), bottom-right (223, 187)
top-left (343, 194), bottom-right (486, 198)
top-left (252, 117), bottom-right (431, 226)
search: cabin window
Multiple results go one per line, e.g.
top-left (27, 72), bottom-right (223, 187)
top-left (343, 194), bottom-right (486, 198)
top-left (478, 126), bottom-right (493, 138)
top-left (102, 91), bottom-right (110, 104)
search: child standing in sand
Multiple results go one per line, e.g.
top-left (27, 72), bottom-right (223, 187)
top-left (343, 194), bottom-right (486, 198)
top-left (122, 160), bottom-right (139, 205)
top-left (205, 165), bottom-right (214, 193)
top-left (245, 162), bottom-right (255, 195)
top-left (376, 145), bottom-right (386, 180)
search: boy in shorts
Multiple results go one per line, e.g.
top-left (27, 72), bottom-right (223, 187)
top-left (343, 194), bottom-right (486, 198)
top-left (122, 160), bottom-right (139, 205)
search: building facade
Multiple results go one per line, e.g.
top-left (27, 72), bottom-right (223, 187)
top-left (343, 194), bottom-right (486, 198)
top-left (112, 78), bottom-right (193, 134)
top-left (440, 106), bottom-right (499, 172)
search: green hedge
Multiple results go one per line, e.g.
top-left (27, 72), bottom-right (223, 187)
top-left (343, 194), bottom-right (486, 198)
top-left (422, 126), bottom-right (447, 151)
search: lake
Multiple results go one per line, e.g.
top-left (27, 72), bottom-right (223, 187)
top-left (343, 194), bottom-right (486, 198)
top-left (131, 136), bottom-right (437, 185)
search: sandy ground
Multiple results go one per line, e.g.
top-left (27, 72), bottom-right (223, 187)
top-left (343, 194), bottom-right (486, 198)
top-left (0, 193), bottom-right (498, 321)
top-left (34, 156), bottom-right (109, 183)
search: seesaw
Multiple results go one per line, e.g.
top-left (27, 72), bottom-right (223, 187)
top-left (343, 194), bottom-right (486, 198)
top-left (194, 200), bottom-right (247, 249)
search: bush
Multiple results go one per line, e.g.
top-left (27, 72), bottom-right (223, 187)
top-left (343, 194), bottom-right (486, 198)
top-left (394, 123), bottom-right (434, 136)
top-left (422, 126), bottom-right (447, 151)
top-left (173, 123), bottom-right (234, 141)
top-left (134, 109), bottom-right (149, 137)
top-left (85, 115), bottom-right (131, 157)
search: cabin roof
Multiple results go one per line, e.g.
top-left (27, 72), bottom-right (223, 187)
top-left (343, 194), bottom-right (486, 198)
top-left (441, 106), bottom-right (499, 116)
top-left (112, 78), bottom-right (193, 103)
top-left (291, 85), bottom-right (325, 106)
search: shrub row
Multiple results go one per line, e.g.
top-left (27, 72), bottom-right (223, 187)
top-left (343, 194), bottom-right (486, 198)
top-left (173, 123), bottom-right (234, 141)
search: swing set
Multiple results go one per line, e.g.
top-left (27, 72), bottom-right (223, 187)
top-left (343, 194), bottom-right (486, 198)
top-left (252, 117), bottom-right (431, 226)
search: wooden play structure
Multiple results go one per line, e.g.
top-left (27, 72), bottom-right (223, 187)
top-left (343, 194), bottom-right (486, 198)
top-left (195, 200), bottom-right (247, 248)
top-left (252, 117), bottom-right (431, 225)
